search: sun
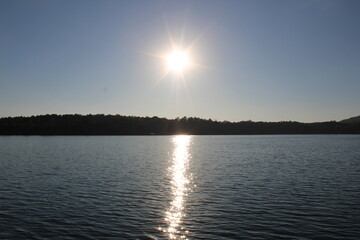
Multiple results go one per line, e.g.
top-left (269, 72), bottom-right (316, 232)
top-left (166, 51), bottom-right (189, 73)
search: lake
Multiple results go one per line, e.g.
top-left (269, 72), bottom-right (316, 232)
top-left (1, 135), bottom-right (360, 239)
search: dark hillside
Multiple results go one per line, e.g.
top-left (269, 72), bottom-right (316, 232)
top-left (341, 115), bottom-right (360, 123)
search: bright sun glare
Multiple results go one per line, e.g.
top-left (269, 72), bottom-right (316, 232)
top-left (166, 51), bottom-right (189, 73)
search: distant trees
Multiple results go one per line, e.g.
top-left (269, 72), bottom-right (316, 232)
top-left (0, 114), bottom-right (359, 135)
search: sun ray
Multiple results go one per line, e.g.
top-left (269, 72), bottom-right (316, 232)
top-left (162, 13), bottom-right (177, 52)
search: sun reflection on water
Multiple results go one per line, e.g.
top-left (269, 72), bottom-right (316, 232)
top-left (159, 135), bottom-right (192, 239)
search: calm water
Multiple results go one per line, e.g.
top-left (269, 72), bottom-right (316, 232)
top-left (1, 135), bottom-right (360, 239)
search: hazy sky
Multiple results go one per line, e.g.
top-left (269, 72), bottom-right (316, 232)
top-left (1, 0), bottom-right (359, 122)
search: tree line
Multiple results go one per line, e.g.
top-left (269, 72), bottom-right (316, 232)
top-left (0, 114), bottom-right (359, 135)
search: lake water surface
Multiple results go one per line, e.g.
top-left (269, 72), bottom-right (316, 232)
top-left (1, 135), bottom-right (360, 239)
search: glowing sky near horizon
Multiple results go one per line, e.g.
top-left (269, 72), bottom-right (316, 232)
top-left (1, 0), bottom-right (359, 122)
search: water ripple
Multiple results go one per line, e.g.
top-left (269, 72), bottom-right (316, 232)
top-left (0, 135), bottom-right (359, 239)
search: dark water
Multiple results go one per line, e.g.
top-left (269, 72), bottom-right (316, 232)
top-left (1, 135), bottom-right (360, 239)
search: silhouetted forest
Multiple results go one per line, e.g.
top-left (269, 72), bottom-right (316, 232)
top-left (0, 114), bottom-right (360, 135)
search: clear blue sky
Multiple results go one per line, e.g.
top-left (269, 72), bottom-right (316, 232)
top-left (1, 0), bottom-right (359, 122)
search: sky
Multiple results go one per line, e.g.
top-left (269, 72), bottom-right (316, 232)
top-left (1, 0), bottom-right (359, 122)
